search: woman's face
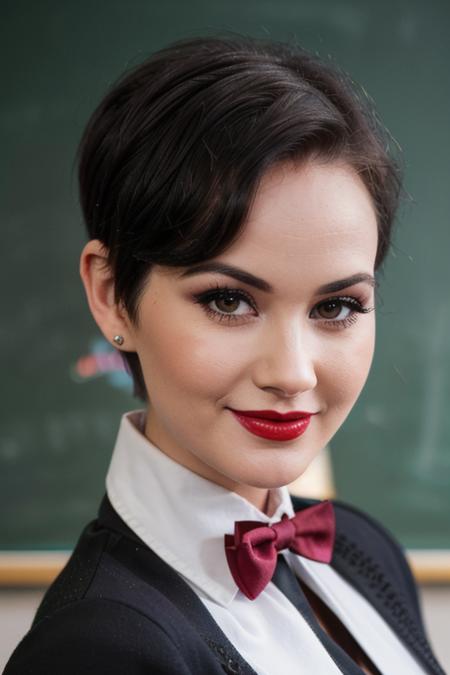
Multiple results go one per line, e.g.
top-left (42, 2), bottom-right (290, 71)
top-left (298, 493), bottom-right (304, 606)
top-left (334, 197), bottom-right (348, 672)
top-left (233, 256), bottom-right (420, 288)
top-left (127, 159), bottom-right (378, 509)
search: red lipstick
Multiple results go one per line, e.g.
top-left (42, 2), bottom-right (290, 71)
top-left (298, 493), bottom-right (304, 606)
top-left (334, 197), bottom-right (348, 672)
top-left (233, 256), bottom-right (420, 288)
top-left (228, 409), bottom-right (316, 441)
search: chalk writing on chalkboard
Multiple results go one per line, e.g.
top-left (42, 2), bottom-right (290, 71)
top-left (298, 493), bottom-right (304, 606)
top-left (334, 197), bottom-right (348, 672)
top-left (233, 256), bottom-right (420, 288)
top-left (70, 338), bottom-right (132, 392)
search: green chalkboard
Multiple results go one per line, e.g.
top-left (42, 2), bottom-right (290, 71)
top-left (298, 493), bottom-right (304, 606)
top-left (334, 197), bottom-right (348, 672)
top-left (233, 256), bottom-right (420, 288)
top-left (2, 0), bottom-right (449, 552)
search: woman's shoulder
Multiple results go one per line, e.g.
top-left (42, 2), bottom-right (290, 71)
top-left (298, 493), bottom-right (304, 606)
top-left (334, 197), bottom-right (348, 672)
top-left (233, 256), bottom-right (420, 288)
top-left (4, 594), bottom-right (193, 675)
top-left (4, 517), bottom-right (224, 675)
top-left (291, 494), bottom-right (423, 627)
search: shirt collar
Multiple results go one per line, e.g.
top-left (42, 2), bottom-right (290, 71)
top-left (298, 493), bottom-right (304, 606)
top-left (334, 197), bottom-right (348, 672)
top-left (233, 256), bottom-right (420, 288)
top-left (105, 409), bottom-right (295, 607)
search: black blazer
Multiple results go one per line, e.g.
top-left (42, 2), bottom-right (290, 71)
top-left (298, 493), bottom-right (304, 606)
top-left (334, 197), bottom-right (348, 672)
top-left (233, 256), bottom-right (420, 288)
top-left (4, 494), bottom-right (446, 675)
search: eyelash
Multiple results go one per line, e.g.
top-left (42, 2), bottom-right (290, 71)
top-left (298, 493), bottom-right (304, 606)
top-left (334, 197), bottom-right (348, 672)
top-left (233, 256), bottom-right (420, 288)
top-left (192, 284), bottom-right (374, 329)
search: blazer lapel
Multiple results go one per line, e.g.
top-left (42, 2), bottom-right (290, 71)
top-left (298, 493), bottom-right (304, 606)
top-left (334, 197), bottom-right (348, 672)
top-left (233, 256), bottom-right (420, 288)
top-left (291, 495), bottom-right (445, 675)
top-left (331, 529), bottom-right (444, 675)
top-left (97, 495), bottom-right (258, 675)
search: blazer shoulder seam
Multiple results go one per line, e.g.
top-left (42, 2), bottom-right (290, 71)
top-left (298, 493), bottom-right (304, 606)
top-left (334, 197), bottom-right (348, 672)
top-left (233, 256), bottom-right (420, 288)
top-left (31, 595), bottom-right (184, 652)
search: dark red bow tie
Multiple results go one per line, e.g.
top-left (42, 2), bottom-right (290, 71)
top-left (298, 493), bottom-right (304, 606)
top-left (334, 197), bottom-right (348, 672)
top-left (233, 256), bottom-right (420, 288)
top-left (224, 500), bottom-right (335, 600)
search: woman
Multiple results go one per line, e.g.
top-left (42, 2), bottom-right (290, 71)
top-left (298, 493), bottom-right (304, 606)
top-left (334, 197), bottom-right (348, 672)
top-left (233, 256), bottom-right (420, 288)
top-left (5, 35), bottom-right (445, 675)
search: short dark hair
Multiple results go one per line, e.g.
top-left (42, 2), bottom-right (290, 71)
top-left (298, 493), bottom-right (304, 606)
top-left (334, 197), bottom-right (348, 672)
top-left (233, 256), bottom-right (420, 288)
top-left (78, 34), bottom-right (402, 402)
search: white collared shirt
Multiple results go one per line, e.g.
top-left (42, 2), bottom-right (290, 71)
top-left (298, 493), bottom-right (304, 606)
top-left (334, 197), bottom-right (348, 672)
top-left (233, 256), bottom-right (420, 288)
top-left (105, 410), bottom-right (426, 675)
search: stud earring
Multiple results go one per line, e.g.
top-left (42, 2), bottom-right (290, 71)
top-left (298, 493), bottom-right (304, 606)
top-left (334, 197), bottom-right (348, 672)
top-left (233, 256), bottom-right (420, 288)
top-left (113, 335), bottom-right (124, 346)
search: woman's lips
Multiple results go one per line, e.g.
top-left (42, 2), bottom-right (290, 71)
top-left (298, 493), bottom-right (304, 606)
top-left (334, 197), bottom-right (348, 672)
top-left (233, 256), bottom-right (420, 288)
top-left (228, 409), bottom-right (315, 441)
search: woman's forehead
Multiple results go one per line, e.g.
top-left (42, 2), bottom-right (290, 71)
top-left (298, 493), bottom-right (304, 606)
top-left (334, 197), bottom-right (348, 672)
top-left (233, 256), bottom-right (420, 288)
top-left (247, 160), bottom-right (376, 232)
top-left (217, 160), bottom-right (379, 281)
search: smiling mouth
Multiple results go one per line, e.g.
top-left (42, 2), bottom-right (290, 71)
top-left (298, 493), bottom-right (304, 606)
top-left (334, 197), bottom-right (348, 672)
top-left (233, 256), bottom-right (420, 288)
top-left (227, 408), bottom-right (315, 441)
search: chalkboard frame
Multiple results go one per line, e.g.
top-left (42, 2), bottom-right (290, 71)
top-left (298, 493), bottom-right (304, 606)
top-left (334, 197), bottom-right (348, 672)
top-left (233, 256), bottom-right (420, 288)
top-left (2, 0), bottom-right (449, 580)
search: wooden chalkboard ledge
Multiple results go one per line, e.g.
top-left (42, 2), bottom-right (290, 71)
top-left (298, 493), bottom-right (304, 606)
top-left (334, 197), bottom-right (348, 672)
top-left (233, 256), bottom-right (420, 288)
top-left (0, 552), bottom-right (69, 586)
top-left (406, 550), bottom-right (450, 584)
top-left (0, 550), bottom-right (449, 586)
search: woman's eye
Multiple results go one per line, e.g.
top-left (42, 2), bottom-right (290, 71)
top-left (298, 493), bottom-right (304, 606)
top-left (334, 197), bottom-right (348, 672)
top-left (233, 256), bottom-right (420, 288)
top-left (314, 299), bottom-right (352, 321)
top-left (310, 296), bottom-right (372, 327)
top-left (212, 292), bottom-right (251, 315)
top-left (192, 287), bottom-right (256, 323)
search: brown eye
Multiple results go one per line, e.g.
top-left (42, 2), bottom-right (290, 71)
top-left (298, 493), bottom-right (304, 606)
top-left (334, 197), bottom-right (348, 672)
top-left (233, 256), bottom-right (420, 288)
top-left (309, 295), bottom-right (371, 328)
top-left (193, 287), bottom-right (257, 321)
top-left (214, 294), bottom-right (241, 314)
top-left (316, 300), bottom-right (347, 320)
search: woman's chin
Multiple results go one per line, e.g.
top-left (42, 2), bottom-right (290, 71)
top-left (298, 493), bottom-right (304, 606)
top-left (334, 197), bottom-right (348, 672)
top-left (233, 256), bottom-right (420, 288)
top-left (236, 462), bottom-right (313, 491)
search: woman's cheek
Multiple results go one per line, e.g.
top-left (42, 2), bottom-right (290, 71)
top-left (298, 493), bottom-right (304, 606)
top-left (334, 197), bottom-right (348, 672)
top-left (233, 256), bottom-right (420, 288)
top-left (144, 325), bottom-right (236, 397)
top-left (321, 326), bottom-right (375, 411)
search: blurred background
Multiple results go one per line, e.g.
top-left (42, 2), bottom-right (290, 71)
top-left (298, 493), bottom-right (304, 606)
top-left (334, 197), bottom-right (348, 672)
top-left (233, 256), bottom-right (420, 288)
top-left (1, 0), bottom-right (449, 669)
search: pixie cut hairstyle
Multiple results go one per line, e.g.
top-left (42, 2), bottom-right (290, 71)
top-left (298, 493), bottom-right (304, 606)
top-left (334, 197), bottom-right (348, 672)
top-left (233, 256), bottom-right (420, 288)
top-left (78, 35), bottom-right (401, 402)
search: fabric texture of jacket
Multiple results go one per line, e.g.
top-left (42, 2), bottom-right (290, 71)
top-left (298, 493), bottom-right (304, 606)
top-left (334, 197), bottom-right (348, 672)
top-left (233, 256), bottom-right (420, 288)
top-left (4, 494), bottom-right (445, 675)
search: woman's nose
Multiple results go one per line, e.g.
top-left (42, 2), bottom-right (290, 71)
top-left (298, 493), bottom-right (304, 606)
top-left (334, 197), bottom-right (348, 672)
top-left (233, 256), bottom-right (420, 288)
top-left (253, 322), bottom-right (318, 398)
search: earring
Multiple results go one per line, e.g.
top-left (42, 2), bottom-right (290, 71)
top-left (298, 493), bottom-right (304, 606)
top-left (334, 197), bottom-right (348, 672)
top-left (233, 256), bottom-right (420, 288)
top-left (113, 335), bottom-right (124, 346)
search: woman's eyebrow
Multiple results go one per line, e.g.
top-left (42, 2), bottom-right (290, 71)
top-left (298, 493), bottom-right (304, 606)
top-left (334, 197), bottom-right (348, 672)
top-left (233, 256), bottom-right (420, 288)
top-left (317, 273), bottom-right (377, 294)
top-left (178, 262), bottom-right (272, 291)
top-left (178, 262), bottom-right (375, 294)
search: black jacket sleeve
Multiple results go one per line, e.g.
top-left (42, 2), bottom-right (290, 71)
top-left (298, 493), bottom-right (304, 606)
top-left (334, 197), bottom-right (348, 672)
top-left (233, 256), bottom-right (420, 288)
top-left (4, 597), bottom-right (195, 675)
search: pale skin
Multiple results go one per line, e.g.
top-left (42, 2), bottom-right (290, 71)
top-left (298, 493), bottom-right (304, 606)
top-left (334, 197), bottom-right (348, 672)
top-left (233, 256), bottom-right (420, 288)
top-left (80, 158), bottom-right (378, 515)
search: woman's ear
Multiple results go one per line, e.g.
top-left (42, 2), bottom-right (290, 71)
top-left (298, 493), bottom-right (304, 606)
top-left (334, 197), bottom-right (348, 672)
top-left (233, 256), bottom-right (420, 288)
top-left (79, 239), bottom-right (137, 351)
